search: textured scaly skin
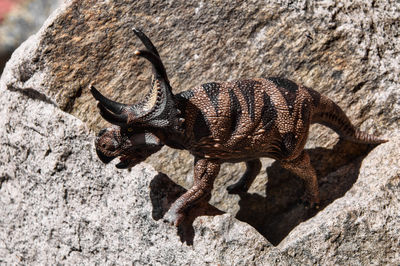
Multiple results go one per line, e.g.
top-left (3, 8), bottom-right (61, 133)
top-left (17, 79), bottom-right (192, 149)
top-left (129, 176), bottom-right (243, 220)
top-left (92, 30), bottom-right (387, 226)
top-left (156, 77), bottom-right (386, 224)
top-left (172, 78), bottom-right (384, 161)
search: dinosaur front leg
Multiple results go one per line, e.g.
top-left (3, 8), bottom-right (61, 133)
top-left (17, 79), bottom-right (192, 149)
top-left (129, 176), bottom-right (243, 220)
top-left (164, 158), bottom-right (221, 226)
top-left (227, 159), bottom-right (262, 194)
top-left (280, 151), bottom-right (320, 207)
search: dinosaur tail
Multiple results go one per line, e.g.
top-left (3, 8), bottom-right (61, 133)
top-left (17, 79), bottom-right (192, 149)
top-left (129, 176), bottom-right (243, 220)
top-left (311, 94), bottom-right (387, 144)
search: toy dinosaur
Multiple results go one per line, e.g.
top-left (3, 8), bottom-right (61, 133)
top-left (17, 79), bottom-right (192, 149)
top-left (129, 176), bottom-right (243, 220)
top-left (91, 28), bottom-right (386, 226)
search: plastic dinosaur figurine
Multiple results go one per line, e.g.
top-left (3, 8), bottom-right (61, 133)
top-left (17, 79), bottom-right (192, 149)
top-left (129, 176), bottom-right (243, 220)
top-left (90, 28), bottom-right (386, 226)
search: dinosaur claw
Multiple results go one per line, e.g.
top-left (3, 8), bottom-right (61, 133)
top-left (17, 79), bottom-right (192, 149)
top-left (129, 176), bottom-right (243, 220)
top-left (164, 205), bottom-right (185, 227)
top-left (115, 161), bottom-right (129, 169)
top-left (299, 193), bottom-right (320, 210)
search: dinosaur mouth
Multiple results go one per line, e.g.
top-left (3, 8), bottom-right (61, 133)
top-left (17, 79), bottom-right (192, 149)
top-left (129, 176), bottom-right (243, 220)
top-left (96, 148), bottom-right (146, 169)
top-left (96, 148), bottom-right (117, 164)
top-left (115, 155), bottom-right (143, 169)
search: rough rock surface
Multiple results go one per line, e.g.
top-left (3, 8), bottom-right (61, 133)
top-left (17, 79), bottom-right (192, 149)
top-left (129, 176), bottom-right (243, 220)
top-left (1, 0), bottom-right (399, 264)
top-left (11, 0), bottom-right (397, 214)
top-left (0, 82), bottom-right (270, 264)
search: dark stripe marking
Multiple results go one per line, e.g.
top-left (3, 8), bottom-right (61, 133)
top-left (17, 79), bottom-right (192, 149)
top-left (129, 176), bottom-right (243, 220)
top-left (229, 89), bottom-right (242, 133)
top-left (177, 89), bottom-right (195, 100)
top-left (268, 77), bottom-right (298, 93)
top-left (202, 82), bottom-right (220, 114)
top-left (305, 86), bottom-right (321, 107)
top-left (281, 132), bottom-right (297, 157)
top-left (237, 80), bottom-right (256, 122)
top-left (300, 100), bottom-right (311, 127)
top-left (193, 111), bottom-right (212, 142)
top-left (268, 77), bottom-right (298, 115)
top-left (261, 92), bottom-right (277, 131)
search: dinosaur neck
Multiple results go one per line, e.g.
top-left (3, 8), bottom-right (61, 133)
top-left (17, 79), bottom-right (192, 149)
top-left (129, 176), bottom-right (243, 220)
top-left (151, 128), bottom-right (187, 150)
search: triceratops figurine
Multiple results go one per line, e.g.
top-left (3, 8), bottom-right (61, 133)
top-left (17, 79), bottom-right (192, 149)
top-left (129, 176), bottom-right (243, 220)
top-left (91, 28), bottom-right (386, 226)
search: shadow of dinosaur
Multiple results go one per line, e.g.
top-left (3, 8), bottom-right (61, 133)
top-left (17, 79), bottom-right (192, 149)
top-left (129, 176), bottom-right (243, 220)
top-left (150, 140), bottom-right (379, 246)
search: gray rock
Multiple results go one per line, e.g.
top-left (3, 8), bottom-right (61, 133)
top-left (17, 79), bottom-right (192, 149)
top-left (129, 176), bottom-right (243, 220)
top-left (1, 0), bottom-right (399, 264)
top-left (0, 78), bottom-right (269, 264)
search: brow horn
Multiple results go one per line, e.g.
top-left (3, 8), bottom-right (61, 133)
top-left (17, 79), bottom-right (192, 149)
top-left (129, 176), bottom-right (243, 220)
top-left (132, 28), bottom-right (160, 57)
top-left (134, 49), bottom-right (168, 83)
top-left (90, 85), bottom-right (127, 114)
top-left (90, 85), bottom-right (128, 125)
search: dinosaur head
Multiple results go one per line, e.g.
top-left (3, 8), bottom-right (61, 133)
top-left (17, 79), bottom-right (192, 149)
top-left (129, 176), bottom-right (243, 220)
top-left (90, 28), bottom-right (181, 168)
top-left (90, 28), bottom-right (181, 131)
top-left (95, 126), bottom-right (163, 169)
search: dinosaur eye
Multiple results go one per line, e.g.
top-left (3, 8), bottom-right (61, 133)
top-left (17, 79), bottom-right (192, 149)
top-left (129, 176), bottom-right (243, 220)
top-left (127, 127), bottom-right (134, 132)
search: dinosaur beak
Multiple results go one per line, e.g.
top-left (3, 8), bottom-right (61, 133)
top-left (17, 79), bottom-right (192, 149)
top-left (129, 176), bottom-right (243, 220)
top-left (96, 148), bottom-right (116, 164)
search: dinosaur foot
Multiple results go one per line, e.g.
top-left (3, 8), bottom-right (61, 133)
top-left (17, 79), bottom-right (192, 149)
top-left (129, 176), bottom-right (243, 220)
top-left (300, 193), bottom-right (320, 209)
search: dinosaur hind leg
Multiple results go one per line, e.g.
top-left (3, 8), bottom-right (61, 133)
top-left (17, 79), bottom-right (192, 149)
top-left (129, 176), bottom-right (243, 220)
top-left (280, 151), bottom-right (320, 207)
top-left (227, 159), bottom-right (262, 194)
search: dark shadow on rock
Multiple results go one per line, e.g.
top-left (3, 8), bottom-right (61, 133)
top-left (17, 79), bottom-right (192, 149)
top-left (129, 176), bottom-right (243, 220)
top-left (150, 173), bottom-right (224, 245)
top-left (149, 140), bottom-right (381, 246)
top-left (1, 50), bottom-right (13, 76)
top-left (234, 140), bottom-right (381, 246)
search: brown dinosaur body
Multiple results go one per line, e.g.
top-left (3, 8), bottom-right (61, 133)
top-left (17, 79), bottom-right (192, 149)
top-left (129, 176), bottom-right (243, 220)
top-left (91, 29), bottom-right (386, 226)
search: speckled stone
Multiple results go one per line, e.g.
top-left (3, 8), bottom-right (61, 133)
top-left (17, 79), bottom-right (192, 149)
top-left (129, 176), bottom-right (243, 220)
top-left (1, 0), bottom-right (399, 264)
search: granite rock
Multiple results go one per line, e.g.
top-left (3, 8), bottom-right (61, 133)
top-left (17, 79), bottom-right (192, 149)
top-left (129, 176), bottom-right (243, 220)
top-left (0, 82), bottom-right (270, 264)
top-left (1, 0), bottom-right (399, 264)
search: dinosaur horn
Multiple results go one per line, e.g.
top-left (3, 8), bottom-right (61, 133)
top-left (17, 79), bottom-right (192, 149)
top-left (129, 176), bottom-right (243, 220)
top-left (90, 85), bottom-right (127, 114)
top-left (134, 49), bottom-right (168, 83)
top-left (129, 29), bottom-right (179, 128)
top-left (90, 85), bottom-right (129, 125)
top-left (97, 103), bottom-right (128, 125)
top-left (132, 28), bottom-right (160, 57)
top-left (92, 30), bottom-right (179, 129)
top-left (132, 28), bottom-right (170, 84)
